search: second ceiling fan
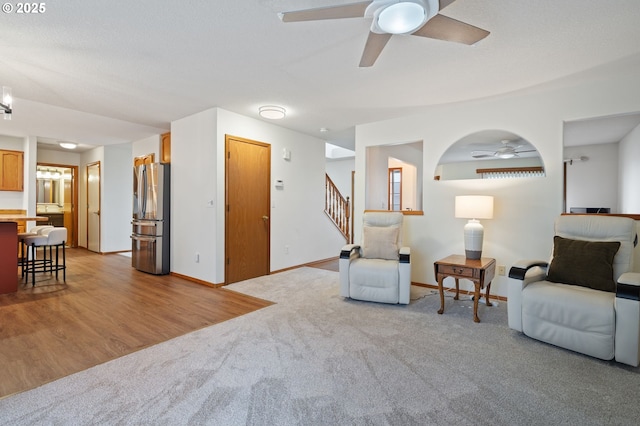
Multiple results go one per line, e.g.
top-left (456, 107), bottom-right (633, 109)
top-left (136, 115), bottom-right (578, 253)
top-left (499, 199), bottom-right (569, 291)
top-left (279, 0), bottom-right (489, 67)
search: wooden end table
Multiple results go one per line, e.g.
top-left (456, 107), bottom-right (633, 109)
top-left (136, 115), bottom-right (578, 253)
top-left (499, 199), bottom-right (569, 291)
top-left (434, 254), bottom-right (496, 323)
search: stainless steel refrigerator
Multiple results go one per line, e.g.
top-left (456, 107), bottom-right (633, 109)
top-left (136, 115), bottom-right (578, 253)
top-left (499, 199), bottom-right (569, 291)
top-left (131, 163), bottom-right (170, 274)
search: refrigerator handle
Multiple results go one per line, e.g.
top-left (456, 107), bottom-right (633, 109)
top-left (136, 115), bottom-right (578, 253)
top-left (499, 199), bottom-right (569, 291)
top-left (141, 166), bottom-right (147, 218)
top-left (131, 234), bottom-right (157, 242)
top-left (135, 166), bottom-right (143, 218)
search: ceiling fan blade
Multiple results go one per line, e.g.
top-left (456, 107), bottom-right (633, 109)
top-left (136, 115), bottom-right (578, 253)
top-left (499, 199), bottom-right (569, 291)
top-left (359, 31), bottom-right (392, 67)
top-left (280, 1), bottom-right (372, 22)
top-left (412, 14), bottom-right (489, 45)
top-left (472, 154), bottom-right (495, 159)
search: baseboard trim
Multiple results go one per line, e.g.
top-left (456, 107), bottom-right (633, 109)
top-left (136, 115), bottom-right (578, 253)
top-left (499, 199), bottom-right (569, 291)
top-left (170, 272), bottom-right (223, 288)
top-left (101, 249), bottom-right (131, 255)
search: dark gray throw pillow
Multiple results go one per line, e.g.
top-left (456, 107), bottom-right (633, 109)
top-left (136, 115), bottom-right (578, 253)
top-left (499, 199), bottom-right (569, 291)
top-left (547, 236), bottom-right (621, 292)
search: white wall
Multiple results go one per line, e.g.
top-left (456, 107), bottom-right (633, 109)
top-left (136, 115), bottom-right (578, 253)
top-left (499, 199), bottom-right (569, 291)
top-left (619, 124), bottom-right (640, 213)
top-left (171, 107), bottom-right (345, 285)
top-left (38, 149), bottom-right (81, 167)
top-left (355, 64), bottom-right (640, 298)
top-left (170, 108), bottom-right (218, 282)
top-left (325, 157), bottom-right (354, 199)
top-left (365, 142), bottom-right (423, 211)
top-left (132, 134), bottom-right (160, 160)
top-left (564, 143), bottom-right (619, 213)
top-left (102, 143), bottom-right (133, 252)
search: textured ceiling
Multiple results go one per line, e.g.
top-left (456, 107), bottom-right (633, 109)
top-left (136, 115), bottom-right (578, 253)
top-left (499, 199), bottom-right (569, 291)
top-left (2, 0), bottom-right (640, 151)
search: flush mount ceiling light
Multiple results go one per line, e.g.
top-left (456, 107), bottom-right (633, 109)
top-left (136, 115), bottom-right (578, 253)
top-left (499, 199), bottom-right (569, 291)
top-left (1, 86), bottom-right (12, 120)
top-left (377, 0), bottom-right (429, 35)
top-left (59, 142), bottom-right (78, 150)
top-left (259, 105), bottom-right (286, 120)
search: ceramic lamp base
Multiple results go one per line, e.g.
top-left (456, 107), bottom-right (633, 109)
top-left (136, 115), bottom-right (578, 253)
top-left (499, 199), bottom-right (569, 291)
top-left (463, 219), bottom-right (484, 260)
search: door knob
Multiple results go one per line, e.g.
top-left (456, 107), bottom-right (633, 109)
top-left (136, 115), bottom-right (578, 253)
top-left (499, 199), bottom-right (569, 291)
top-left (262, 215), bottom-right (269, 221)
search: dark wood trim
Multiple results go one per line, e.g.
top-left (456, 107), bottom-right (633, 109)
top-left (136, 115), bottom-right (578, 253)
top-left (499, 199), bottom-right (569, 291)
top-left (476, 166), bottom-right (544, 174)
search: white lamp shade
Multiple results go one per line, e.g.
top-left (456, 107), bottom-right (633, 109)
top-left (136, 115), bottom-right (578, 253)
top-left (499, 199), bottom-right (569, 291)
top-left (455, 195), bottom-right (494, 219)
top-left (455, 195), bottom-right (494, 259)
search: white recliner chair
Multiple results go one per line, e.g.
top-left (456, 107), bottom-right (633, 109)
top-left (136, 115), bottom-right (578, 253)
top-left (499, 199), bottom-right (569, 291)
top-left (339, 212), bottom-right (411, 304)
top-left (508, 215), bottom-right (640, 366)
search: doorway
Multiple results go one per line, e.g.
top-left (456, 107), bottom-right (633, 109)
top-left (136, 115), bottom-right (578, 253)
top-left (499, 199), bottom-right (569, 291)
top-left (36, 163), bottom-right (79, 247)
top-left (86, 161), bottom-right (101, 253)
top-left (225, 135), bottom-right (271, 284)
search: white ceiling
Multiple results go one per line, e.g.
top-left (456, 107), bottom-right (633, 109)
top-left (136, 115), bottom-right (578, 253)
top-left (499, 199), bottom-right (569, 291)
top-left (2, 0), bottom-right (640, 152)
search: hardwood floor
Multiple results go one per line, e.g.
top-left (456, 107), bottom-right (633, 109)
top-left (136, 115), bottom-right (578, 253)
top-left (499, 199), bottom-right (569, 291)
top-left (0, 248), bottom-right (272, 399)
top-left (305, 257), bottom-right (339, 272)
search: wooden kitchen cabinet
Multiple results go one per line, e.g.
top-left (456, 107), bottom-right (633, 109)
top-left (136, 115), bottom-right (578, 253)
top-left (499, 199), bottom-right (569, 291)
top-left (0, 149), bottom-right (24, 191)
top-left (161, 132), bottom-right (171, 164)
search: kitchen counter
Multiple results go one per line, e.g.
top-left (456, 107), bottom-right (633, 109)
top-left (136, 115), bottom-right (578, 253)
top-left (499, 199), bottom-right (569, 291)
top-left (0, 214), bottom-right (49, 222)
top-left (0, 215), bottom-right (48, 294)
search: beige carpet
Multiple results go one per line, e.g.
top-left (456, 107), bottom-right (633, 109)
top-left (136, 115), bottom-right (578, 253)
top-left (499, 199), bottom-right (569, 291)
top-left (1, 267), bottom-right (639, 425)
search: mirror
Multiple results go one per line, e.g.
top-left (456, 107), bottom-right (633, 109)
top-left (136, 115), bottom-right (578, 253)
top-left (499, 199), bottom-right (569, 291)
top-left (37, 178), bottom-right (60, 204)
top-left (36, 166), bottom-right (67, 207)
top-left (435, 130), bottom-right (545, 181)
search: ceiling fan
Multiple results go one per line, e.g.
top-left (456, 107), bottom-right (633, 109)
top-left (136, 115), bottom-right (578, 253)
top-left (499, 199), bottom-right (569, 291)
top-left (471, 140), bottom-right (537, 159)
top-left (279, 0), bottom-right (489, 67)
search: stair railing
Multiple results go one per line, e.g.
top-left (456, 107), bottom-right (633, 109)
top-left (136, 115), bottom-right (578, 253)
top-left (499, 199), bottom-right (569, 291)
top-left (325, 174), bottom-right (351, 243)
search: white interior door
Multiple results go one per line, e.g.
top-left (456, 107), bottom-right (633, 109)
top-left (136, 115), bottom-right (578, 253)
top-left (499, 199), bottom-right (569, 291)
top-left (87, 162), bottom-right (100, 252)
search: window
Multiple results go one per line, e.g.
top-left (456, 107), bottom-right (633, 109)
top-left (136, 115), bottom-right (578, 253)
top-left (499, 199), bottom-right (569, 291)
top-left (388, 167), bottom-right (402, 210)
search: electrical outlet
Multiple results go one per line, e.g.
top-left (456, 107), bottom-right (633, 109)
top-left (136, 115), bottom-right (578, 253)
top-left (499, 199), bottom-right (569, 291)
top-left (284, 245), bottom-right (289, 254)
top-left (195, 252), bottom-right (200, 263)
top-left (498, 265), bottom-right (506, 276)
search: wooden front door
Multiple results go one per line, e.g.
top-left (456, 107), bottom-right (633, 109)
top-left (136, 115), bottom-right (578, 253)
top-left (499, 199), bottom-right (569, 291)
top-left (225, 135), bottom-right (270, 284)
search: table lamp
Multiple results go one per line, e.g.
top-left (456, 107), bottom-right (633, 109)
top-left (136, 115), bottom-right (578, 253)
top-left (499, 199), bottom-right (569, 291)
top-left (455, 195), bottom-right (494, 260)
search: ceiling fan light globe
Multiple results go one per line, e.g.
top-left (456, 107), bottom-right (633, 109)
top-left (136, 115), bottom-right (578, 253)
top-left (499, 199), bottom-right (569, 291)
top-left (377, 2), bottom-right (426, 35)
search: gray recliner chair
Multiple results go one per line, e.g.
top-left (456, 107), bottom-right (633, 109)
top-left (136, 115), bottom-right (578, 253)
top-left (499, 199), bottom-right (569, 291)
top-left (339, 212), bottom-right (411, 304)
top-left (508, 215), bottom-right (640, 366)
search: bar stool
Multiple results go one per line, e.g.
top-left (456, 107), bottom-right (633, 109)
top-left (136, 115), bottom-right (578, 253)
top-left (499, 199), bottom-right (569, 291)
top-left (18, 225), bottom-right (53, 277)
top-left (22, 227), bottom-right (67, 286)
